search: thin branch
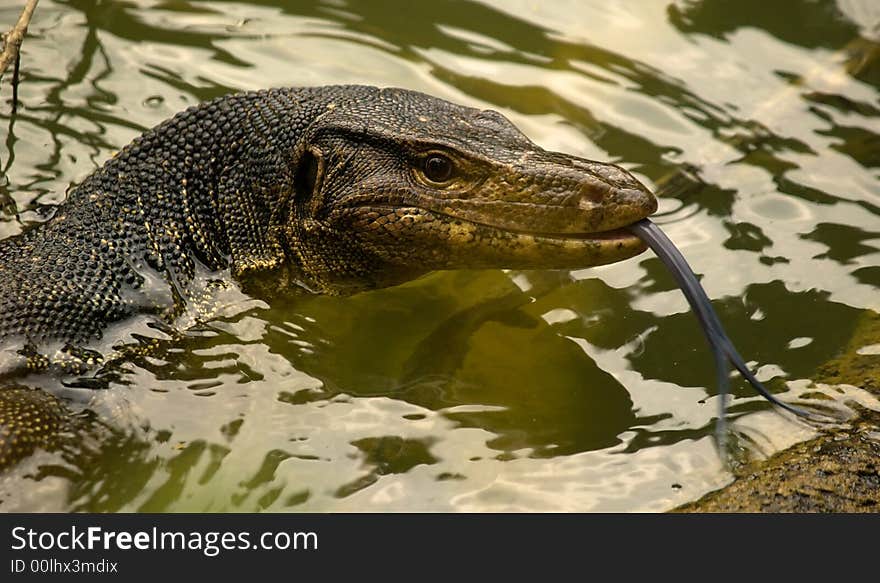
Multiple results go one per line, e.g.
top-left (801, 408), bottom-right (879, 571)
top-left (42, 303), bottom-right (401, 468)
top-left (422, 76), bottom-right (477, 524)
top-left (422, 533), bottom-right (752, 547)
top-left (11, 48), bottom-right (20, 113)
top-left (0, 0), bottom-right (39, 79)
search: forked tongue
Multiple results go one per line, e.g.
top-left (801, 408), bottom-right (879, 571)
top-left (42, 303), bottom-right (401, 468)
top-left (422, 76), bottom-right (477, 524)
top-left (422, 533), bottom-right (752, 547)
top-left (626, 219), bottom-right (813, 446)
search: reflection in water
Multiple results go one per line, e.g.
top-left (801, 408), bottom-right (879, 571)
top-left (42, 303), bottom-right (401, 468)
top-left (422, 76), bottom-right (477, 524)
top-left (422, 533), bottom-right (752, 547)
top-left (801, 222), bottom-right (880, 264)
top-left (0, 0), bottom-right (878, 511)
top-left (257, 273), bottom-right (636, 457)
top-left (668, 0), bottom-right (865, 50)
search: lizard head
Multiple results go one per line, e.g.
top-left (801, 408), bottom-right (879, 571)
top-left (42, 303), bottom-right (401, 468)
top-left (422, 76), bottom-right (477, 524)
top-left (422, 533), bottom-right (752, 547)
top-left (281, 86), bottom-right (657, 293)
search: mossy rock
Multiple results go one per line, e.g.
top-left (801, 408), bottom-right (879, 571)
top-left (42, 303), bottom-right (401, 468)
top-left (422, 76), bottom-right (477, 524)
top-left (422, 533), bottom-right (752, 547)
top-left (677, 310), bottom-right (880, 513)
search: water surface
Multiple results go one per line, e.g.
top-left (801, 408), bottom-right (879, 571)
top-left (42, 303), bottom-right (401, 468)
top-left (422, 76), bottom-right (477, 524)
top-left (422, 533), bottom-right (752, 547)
top-left (0, 0), bottom-right (878, 511)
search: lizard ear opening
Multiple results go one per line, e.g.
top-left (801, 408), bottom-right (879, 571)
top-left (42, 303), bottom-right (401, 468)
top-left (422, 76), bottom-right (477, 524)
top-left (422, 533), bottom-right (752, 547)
top-left (294, 148), bottom-right (321, 201)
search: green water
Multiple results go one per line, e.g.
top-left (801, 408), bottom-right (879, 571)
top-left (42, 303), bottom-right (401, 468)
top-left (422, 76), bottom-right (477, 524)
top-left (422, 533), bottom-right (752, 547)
top-left (0, 0), bottom-right (878, 511)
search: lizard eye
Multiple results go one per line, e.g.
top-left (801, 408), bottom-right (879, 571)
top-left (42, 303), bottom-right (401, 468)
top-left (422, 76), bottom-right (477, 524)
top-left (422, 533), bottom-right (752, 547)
top-left (421, 154), bottom-right (454, 184)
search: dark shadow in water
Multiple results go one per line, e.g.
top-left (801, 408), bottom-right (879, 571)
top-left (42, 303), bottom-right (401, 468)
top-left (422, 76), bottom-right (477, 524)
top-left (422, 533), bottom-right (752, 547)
top-left (722, 221), bottom-right (773, 252)
top-left (804, 90), bottom-right (880, 118)
top-left (668, 0), bottom-right (880, 86)
top-left (255, 272), bottom-right (637, 458)
top-left (776, 174), bottom-right (880, 216)
top-left (62, 0), bottom-right (251, 67)
top-left (853, 266), bottom-right (880, 287)
top-left (668, 0), bottom-right (861, 50)
top-left (818, 123), bottom-right (880, 169)
top-left (801, 222), bottom-right (880, 265)
top-left (335, 436), bottom-right (438, 498)
top-left (625, 276), bottom-right (866, 394)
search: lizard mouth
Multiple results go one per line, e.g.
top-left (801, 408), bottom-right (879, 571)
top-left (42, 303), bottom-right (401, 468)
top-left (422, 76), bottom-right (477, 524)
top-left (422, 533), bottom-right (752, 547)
top-left (461, 219), bottom-right (649, 260)
top-left (475, 223), bottom-right (642, 242)
top-left (347, 204), bottom-right (650, 270)
top-left (418, 208), bottom-right (649, 246)
top-left (356, 204), bottom-right (645, 241)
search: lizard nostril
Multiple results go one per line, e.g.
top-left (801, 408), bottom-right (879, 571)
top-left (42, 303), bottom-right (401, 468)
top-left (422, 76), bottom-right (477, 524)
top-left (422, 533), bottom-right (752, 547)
top-left (613, 187), bottom-right (658, 214)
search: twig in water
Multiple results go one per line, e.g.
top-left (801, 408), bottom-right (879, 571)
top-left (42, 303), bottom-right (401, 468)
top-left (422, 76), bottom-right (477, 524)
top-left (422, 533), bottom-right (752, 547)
top-left (0, 0), bottom-right (39, 80)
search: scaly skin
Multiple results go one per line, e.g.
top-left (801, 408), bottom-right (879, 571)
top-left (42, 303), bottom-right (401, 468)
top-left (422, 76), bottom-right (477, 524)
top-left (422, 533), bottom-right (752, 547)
top-left (0, 85), bottom-right (657, 468)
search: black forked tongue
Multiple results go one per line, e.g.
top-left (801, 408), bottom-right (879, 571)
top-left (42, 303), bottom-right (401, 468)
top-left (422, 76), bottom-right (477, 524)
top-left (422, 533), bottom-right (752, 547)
top-left (627, 219), bottom-right (813, 432)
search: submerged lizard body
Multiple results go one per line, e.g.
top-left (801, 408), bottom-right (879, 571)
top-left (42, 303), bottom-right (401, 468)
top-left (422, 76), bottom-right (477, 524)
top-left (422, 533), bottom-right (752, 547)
top-left (0, 85), bottom-right (656, 467)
